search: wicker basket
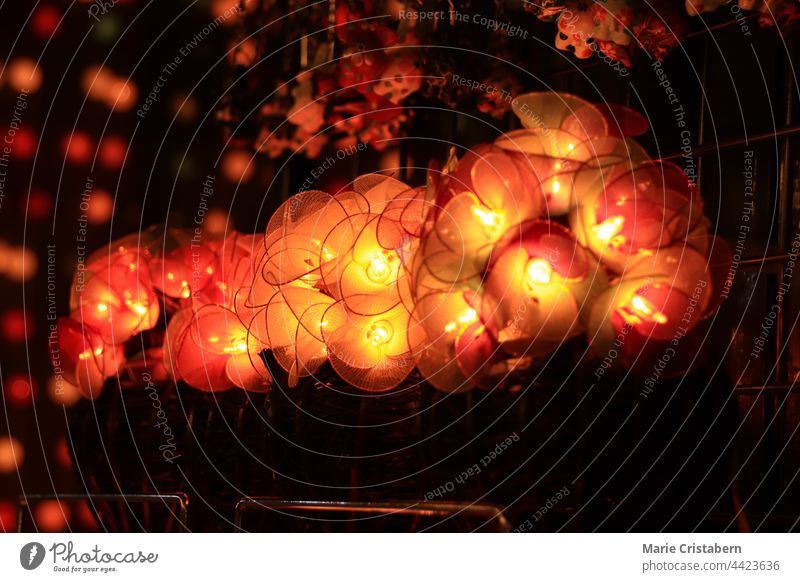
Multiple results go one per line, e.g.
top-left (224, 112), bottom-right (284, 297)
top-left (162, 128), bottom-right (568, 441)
top-left (67, 343), bottom-right (734, 532)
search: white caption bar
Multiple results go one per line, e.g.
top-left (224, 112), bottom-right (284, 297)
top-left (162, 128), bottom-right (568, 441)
top-left (0, 533), bottom-right (797, 580)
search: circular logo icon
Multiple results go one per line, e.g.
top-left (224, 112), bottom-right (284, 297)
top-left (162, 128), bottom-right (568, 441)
top-left (20, 542), bottom-right (46, 570)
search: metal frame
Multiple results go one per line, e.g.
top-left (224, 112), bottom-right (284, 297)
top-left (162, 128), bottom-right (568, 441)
top-left (233, 498), bottom-right (511, 532)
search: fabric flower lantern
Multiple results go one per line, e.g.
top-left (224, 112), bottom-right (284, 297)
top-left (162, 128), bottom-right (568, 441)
top-left (410, 290), bottom-right (500, 392)
top-left (484, 221), bottom-right (607, 358)
top-left (191, 232), bottom-right (260, 309)
top-left (321, 301), bottom-right (416, 392)
top-left (416, 149), bottom-right (545, 295)
top-left (259, 285), bottom-right (335, 387)
top-left (51, 317), bottom-right (124, 399)
top-left (165, 305), bottom-right (269, 392)
top-left (321, 214), bottom-right (405, 315)
top-left (586, 237), bottom-right (730, 376)
top-left (70, 242), bottom-right (159, 345)
top-left (149, 238), bottom-right (219, 302)
top-left (497, 93), bottom-right (649, 216)
top-left (260, 190), bottom-right (365, 288)
top-left (570, 161), bottom-right (706, 273)
top-left (58, 91), bottom-right (730, 398)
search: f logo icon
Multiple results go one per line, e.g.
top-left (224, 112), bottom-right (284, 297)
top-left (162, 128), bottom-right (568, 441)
top-left (20, 542), bottom-right (45, 570)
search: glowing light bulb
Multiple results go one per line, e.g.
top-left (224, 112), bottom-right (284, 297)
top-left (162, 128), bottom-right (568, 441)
top-left (366, 252), bottom-right (392, 283)
top-left (445, 308), bottom-right (478, 333)
top-left (366, 320), bottom-right (393, 347)
top-left (551, 179), bottom-right (561, 194)
top-left (312, 238), bottom-right (336, 262)
top-left (472, 204), bottom-right (505, 237)
top-left (96, 303), bottom-right (108, 313)
top-left (631, 295), bottom-right (668, 324)
top-left (525, 258), bottom-right (553, 289)
top-left (127, 302), bottom-right (148, 316)
top-left (620, 294), bottom-right (668, 325)
top-left (458, 308), bottom-right (478, 325)
top-left (223, 337), bottom-right (248, 354)
top-left (593, 216), bottom-right (626, 248)
top-left (76, 346), bottom-right (104, 360)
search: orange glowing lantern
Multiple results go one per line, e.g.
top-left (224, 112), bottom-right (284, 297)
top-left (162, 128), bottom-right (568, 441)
top-left (52, 317), bottom-right (124, 399)
top-left (571, 161), bottom-right (705, 273)
top-left (70, 245), bottom-right (158, 345)
top-left (321, 302), bottom-right (415, 392)
top-left (57, 92), bottom-right (728, 398)
top-left (484, 220), bottom-right (605, 358)
top-left (586, 238), bottom-right (729, 376)
top-left (410, 291), bottom-right (488, 392)
top-left (165, 305), bottom-right (269, 391)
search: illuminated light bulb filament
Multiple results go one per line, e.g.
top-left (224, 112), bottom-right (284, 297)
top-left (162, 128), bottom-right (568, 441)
top-left (366, 320), bottom-right (393, 347)
top-left (223, 338), bottom-right (248, 354)
top-left (472, 204), bottom-right (505, 237)
top-left (620, 294), bottom-right (668, 325)
top-left (525, 258), bottom-right (553, 289)
top-left (78, 347), bottom-right (104, 360)
top-left (366, 252), bottom-right (393, 283)
top-left (458, 308), bottom-right (478, 325)
top-left (445, 308), bottom-right (478, 333)
top-left (312, 238), bottom-right (336, 262)
top-left (593, 216), bottom-right (626, 249)
top-left (551, 179), bottom-right (561, 194)
top-left (96, 303), bottom-right (109, 313)
top-left (126, 301), bottom-right (149, 316)
top-left (630, 295), bottom-right (668, 324)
